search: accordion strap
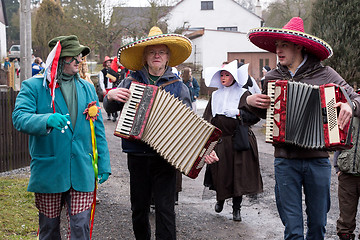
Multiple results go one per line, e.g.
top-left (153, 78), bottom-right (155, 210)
top-left (127, 76), bottom-right (180, 89)
top-left (159, 79), bottom-right (181, 88)
top-left (128, 76), bottom-right (138, 82)
top-left (339, 86), bottom-right (354, 146)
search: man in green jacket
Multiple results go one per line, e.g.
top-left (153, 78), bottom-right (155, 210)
top-left (12, 35), bottom-right (111, 239)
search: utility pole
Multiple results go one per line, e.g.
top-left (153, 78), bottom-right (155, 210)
top-left (19, 0), bottom-right (32, 83)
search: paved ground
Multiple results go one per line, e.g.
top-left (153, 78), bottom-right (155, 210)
top-left (3, 98), bottom-right (358, 239)
top-left (88, 99), bottom-right (355, 239)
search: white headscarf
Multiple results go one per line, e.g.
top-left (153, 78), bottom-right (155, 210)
top-left (204, 60), bottom-right (249, 117)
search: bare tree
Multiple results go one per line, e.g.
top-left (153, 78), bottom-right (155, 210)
top-left (262, 0), bottom-right (314, 31)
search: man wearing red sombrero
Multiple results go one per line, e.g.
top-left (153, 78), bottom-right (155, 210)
top-left (103, 26), bottom-right (219, 239)
top-left (246, 17), bottom-right (360, 240)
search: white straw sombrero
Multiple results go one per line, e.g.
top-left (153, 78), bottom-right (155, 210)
top-left (118, 26), bottom-right (192, 71)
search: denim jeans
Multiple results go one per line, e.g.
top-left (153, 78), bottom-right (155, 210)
top-left (274, 157), bottom-right (331, 240)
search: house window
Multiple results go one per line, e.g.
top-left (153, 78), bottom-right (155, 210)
top-left (201, 1), bottom-right (213, 10)
top-left (217, 27), bottom-right (238, 32)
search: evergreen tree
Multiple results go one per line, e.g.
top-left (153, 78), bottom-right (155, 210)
top-left (4, 0), bottom-right (20, 46)
top-left (311, 0), bottom-right (360, 86)
top-left (32, 0), bottom-right (65, 58)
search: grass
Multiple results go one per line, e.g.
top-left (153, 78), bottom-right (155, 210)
top-left (0, 176), bottom-right (38, 240)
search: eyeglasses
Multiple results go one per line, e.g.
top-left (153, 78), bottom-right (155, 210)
top-left (147, 50), bottom-right (168, 57)
top-left (67, 53), bottom-right (83, 64)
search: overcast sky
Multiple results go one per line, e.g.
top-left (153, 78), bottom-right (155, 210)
top-left (123, 0), bottom-right (151, 7)
top-left (120, 0), bottom-right (275, 8)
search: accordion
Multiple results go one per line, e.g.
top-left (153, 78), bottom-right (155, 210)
top-left (114, 82), bottom-right (222, 179)
top-left (266, 80), bottom-right (352, 150)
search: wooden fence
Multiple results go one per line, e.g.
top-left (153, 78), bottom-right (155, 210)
top-left (0, 86), bottom-right (30, 173)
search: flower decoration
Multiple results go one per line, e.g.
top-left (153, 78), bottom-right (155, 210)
top-left (83, 101), bottom-right (100, 121)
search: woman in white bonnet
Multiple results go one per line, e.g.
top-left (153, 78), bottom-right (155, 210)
top-left (203, 60), bottom-right (263, 221)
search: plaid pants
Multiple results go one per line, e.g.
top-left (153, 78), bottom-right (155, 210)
top-left (35, 189), bottom-right (94, 239)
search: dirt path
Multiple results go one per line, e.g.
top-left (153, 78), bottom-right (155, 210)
top-left (90, 99), bottom-right (351, 239)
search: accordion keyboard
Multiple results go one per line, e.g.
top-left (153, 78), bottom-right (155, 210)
top-left (265, 81), bottom-right (276, 142)
top-left (116, 83), bottom-right (146, 136)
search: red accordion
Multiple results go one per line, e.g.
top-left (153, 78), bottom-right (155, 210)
top-left (266, 80), bottom-right (353, 150)
top-left (114, 82), bottom-right (222, 179)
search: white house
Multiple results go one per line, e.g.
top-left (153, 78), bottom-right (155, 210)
top-left (163, 0), bottom-right (276, 80)
top-left (0, 0), bottom-right (8, 61)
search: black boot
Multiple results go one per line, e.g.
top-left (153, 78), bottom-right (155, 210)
top-left (232, 209), bottom-right (241, 221)
top-left (232, 196), bottom-right (242, 221)
top-left (215, 200), bottom-right (224, 213)
top-left (112, 112), bottom-right (118, 122)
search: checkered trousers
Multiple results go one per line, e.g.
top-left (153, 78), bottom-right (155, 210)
top-left (35, 189), bottom-right (94, 218)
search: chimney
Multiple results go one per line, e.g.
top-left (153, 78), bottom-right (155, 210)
top-left (255, 0), bottom-right (262, 17)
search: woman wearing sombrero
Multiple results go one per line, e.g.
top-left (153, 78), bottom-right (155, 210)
top-left (104, 26), bottom-right (218, 239)
top-left (246, 17), bottom-right (360, 240)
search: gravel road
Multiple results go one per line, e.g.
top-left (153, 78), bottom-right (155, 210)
top-left (2, 99), bottom-right (357, 239)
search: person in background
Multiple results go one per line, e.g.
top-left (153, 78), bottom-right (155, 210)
top-left (111, 56), bottom-right (120, 73)
top-left (181, 67), bottom-right (200, 112)
top-left (203, 60), bottom-right (263, 222)
top-left (78, 56), bottom-right (94, 86)
top-left (12, 35), bottom-right (111, 239)
top-left (98, 56), bottom-right (119, 121)
top-left (333, 90), bottom-right (360, 240)
top-left (172, 65), bottom-right (180, 78)
top-left (246, 17), bottom-right (360, 239)
top-left (32, 57), bottom-right (45, 76)
top-left (13, 58), bottom-right (20, 78)
top-left (104, 26), bottom-right (219, 240)
top-left (4, 57), bottom-right (11, 71)
top-left (261, 65), bottom-right (271, 90)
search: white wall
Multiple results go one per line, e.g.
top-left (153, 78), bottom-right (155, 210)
top-left (185, 29), bottom-right (266, 70)
top-left (166, 0), bottom-right (262, 33)
top-left (0, 23), bottom-right (6, 60)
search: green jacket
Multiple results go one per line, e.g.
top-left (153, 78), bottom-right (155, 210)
top-left (337, 117), bottom-right (360, 175)
top-left (12, 75), bottom-right (111, 193)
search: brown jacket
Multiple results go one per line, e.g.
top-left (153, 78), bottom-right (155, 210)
top-left (248, 54), bottom-right (360, 159)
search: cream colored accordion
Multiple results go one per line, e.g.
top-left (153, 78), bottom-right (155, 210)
top-left (266, 80), bottom-right (352, 150)
top-left (114, 82), bottom-right (222, 179)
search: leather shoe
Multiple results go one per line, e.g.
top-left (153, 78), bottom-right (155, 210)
top-left (215, 200), bottom-right (224, 213)
top-left (233, 209), bottom-right (241, 221)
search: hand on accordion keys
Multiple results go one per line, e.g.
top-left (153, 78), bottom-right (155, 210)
top-left (204, 150), bottom-right (219, 164)
top-left (246, 93), bottom-right (271, 109)
top-left (107, 87), bottom-right (131, 103)
top-left (335, 101), bottom-right (352, 130)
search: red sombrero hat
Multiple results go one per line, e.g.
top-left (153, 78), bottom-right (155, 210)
top-left (247, 17), bottom-right (333, 61)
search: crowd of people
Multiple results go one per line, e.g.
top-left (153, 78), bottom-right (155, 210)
top-left (10, 16), bottom-right (360, 240)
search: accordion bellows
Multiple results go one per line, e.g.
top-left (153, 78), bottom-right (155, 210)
top-left (114, 82), bottom-right (222, 179)
top-left (266, 80), bottom-right (352, 150)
